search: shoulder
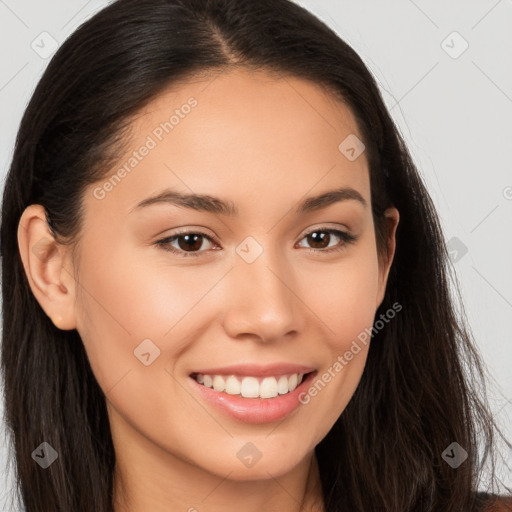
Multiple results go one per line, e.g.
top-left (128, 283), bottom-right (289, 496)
top-left (488, 497), bottom-right (512, 511)
top-left (476, 493), bottom-right (512, 512)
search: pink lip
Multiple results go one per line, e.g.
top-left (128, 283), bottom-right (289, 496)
top-left (189, 370), bottom-right (318, 424)
top-left (190, 362), bottom-right (316, 378)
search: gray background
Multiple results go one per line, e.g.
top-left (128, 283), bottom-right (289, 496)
top-left (1, 0), bottom-right (511, 508)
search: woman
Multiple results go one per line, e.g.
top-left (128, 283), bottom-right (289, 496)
top-left (1, 0), bottom-right (511, 510)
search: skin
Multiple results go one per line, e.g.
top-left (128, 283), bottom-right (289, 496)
top-left (18, 67), bottom-right (399, 512)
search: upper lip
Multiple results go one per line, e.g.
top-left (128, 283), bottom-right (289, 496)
top-left (190, 363), bottom-right (316, 377)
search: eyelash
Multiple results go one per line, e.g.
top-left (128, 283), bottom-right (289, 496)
top-left (155, 226), bottom-right (357, 258)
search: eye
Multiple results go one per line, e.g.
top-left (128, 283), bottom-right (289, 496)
top-left (296, 227), bottom-right (357, 255)
top-left (154, 226), bottom-right (357, 258)
top-left (155, 229), bottom-right (219, 258)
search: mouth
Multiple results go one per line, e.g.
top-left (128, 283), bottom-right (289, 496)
top-left (189, 371), bottom-right (315, 399)
top-left (188, 368), bottom-right (318, 423)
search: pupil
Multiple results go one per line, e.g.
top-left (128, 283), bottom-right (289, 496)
top-left (175, 232), bottom-right (331, 253)
top-left (309, 232), bottom-right (328, 249)
top-left (179, 234), bottom-right (202, 251)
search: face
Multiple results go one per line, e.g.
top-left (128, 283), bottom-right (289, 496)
top-left (20, 68), bottom-right (398, 485)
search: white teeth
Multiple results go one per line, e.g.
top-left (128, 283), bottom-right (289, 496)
top-left (260, 377), bottom-right (278, 398)
top-left (240, 377), bottom-right (259, 398)
top-left (212, 375), bottom-right (225, 392)
top-left (288, 374), bottom-right (298, 391)
top-left (225, 375), bottom-right (241, 395)
top-left (193, 372), bottom-right (307, 398)
top-left (277, 376), bottom-right (289, 395)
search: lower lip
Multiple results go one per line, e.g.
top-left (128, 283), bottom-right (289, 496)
top-left (189, 372), bottom-right (317, 424)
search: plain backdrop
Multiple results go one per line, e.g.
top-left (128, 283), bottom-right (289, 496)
top-left (1, 0), bottom-right (511, 509)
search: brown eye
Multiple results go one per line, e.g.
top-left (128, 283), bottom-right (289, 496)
top-left (304, 231), bottom-right (332, 249)
top-left (155, 227), bottom-right (357, 258)
top-left (174, 233), bottom-right (206, 252)
top-left (297, 228), bottom-right (357, 254)
top-left (155, 231), bottom-right (217, 257)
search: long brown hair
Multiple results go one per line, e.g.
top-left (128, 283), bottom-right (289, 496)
top-left (1, 1), bottom-right (510, 510)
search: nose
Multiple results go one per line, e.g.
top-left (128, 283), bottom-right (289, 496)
top-left (221, 245), bottom-right (304, 343)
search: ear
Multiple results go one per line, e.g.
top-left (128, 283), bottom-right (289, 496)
top-left (375, 207), bottom-right (399, 309)
top-left (17, 204), bottom-right (77, 330)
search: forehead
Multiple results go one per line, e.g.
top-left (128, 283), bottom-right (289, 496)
top-left (88, 67), bottom-right (370, 219)
top-left (137, 67), bottom-right (364, 151)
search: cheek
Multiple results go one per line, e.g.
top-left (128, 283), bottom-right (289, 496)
top-left (76, 239), bottom-right (183, 334)
top-left (75, 229), bottom-right (381, 389)
top-left (294, 240), bottom-right (381, 432)
top-left (73, 241), bottom-right (176, 389)
top-left (70, 227), bottom-right (382, 477)
top-left (74, 237), bottom-right (231, 395)
top-left (301, 239), bottom-right (381, 347)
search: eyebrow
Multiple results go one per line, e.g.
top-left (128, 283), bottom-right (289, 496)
top-left (130, 186), bottom-right (367, 216)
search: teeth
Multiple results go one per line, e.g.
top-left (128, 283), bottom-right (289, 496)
top-left (260, 377), bottom-right (278, 398)
top-left (225, 376), bottom-right (241, 395)
top-left (212, 375), bottom-right (225, 392)
top-left (241, 377), bottom-right (259, 398)
top-left (193, 372), bottom-right (306, 398)
top-left (277, 375), bottom-right (289, 395)
top-left (288, 373), bottom-right (298, 391)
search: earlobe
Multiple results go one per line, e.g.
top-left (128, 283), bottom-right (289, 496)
top-left (376, 207), bottom-right (400, 309)
top-left (17, 204), bottom-right (78, 330)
